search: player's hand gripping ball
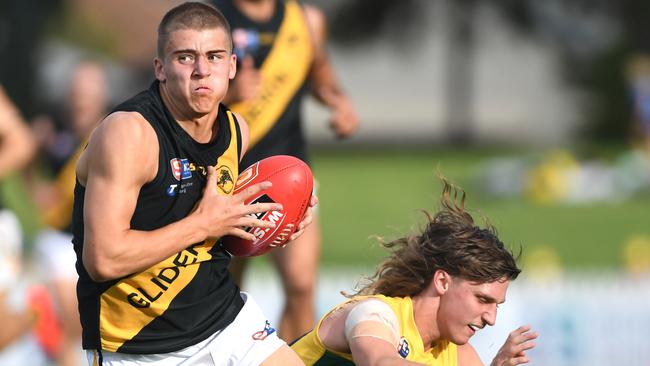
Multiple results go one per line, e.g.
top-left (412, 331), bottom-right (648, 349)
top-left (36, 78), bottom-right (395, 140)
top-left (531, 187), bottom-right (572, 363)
top-left (222, 155), bottom-right (313, 257)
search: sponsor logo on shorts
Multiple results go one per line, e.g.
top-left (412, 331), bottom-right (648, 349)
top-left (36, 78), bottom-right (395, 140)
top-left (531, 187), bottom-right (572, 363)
top-left (398, 337), bottom-right (410, 358)
top-left (252, 320), bottom-right (276, 340)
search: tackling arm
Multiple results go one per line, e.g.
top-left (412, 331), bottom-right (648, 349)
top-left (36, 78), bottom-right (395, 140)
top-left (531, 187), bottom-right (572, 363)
top-left (319, 299), bottom-right (424, 366)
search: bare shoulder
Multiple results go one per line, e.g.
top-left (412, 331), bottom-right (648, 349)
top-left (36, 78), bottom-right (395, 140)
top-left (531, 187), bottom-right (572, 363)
top-left (302, 4), bottom-right (327, 44)
top-left (457, 343), bottom-right (484, 366)
top-left (319, 298), bottom-right (395, 352)
top-left (78, 111), bottom-right (159, 185)
top-left (302, 4), bottom-right (326, 30)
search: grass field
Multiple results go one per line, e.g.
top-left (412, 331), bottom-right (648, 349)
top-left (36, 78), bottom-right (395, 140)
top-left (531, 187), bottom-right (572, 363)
top-left (305, 146), bottom-right (650, 270)
top-left (5, 146), bottom-right (649, 271)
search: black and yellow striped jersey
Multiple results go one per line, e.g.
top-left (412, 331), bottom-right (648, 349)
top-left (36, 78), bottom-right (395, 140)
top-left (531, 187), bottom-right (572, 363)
top-left (214, 0), bottom-right (314, 168)
top-left (72, 81), bottom-right (243, 354)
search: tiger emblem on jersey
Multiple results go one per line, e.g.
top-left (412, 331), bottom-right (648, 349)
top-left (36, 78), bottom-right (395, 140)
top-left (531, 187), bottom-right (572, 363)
top-left (216, 165), bottom-right (235, 194)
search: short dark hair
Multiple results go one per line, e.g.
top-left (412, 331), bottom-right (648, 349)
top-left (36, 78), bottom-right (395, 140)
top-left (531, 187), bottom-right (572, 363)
top-left (354, 178), bottom-right (521, 297)
top-left (157, 2), bottom-right (232, 57)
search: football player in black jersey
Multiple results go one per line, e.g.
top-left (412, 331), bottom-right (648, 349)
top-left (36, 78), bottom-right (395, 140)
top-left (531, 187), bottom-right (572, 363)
top-left (72, 2), bottom-right (313, 364)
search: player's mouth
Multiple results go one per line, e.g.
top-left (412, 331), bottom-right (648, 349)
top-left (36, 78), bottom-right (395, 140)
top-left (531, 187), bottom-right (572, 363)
top-left (194, 86), bottom-right (212, 94)
top-left (468, 324), bottom-right (481, 335)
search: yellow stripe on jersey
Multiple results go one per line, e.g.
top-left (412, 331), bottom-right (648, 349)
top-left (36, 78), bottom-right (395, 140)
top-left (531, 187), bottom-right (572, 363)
top-left (40, 139), bottom-right (87, 229)
top-left (98, 110), bottom-right (240, 352)
top-left (228, 0), bottom-right (313, 147)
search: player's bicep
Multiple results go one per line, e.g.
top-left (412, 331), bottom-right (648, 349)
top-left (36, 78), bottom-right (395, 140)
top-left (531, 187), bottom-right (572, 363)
top-left (82, 113), bottom-right (157, 261)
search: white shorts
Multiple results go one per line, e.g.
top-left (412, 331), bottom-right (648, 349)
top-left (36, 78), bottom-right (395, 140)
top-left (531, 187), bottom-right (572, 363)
top-left (34, 229), bottom-right (78, 281)
top-left (86, 292), bottom-right (285, 366)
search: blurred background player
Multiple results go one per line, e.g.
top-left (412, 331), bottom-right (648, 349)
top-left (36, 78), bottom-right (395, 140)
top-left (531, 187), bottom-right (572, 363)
top-left (626, 54), bottom-right (650, 152)
top-left (212, 0), bottom-right (360, 342)
top-left (0, 84), bottom-right (54, 365)
top-left (27, 59), bottom-right (110, 366)
top-left (291, 179), bottom-right (537, 365)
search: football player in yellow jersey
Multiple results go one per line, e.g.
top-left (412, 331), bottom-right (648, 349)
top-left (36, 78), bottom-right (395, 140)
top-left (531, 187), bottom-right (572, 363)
top-left (291, 179), bottom-right (537, 366)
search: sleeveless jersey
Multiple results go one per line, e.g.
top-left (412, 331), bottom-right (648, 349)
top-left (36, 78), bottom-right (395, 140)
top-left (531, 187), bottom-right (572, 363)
top-left (71, 81), bottom-right (244, 354)
top-left (291, 295), bottom-right (458, 366)
top-left (214, 0), bottom-right (314, 168)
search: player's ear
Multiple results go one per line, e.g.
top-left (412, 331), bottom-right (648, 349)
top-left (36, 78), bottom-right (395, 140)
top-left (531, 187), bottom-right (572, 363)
top-left (229, 53), bottom-right (237, 80)
top-left (154, 57), bottom-right (166, 82)
top-left (432, 269), bottom-right (452, 295)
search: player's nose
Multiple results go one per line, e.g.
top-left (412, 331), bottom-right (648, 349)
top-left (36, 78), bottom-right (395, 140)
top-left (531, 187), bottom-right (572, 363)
top-left (482, 304), bottom-right (497, 326)
top-left (193, 56), bottom-right (211, 76)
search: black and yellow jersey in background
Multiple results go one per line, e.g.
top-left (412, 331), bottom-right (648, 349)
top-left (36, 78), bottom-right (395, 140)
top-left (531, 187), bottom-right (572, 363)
top-left (214, 0), bottom-right (314, 169)
top-left (71, 81), bottom-right (243, 354)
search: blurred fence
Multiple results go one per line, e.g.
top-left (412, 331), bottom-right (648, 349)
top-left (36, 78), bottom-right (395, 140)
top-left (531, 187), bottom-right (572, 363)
top-left (245, 266), bottom-right (650, 366)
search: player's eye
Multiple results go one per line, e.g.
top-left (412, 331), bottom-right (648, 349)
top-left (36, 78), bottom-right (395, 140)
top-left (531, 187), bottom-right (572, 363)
top-left (178, 54), bottom-right (194, 64)
top-left (207, 53), bottom-right (224, 62)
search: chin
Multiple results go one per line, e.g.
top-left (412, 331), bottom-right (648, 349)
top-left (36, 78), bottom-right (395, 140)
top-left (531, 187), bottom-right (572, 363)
top-left (449, 332), bottom-right (471, 346)
top-left (451, 338), bottom-right (470, 346)
top-left (191, 100), bottom-right (219, 113)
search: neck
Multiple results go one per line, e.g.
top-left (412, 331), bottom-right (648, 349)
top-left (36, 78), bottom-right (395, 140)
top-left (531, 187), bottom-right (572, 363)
top-left (411, 295), bottom-right (442, 351)
top-left (159, 83), bottom-right (219, 143)
top-left (234, 0), bottom-right (277, 23)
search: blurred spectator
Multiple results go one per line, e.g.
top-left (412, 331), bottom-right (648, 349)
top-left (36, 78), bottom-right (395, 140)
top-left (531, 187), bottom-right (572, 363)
top-left (625, 54), bottom-right (650, 151)
top-left (0, 84), bottom-right (53, 364)
top-left (26, 60), bottom-right (109, 366)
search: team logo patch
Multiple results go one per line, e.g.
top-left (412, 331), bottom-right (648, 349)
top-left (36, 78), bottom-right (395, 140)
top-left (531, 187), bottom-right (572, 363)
top-left (398, 337), bottom-right (410, 358)
top-left (252, 320), bottom-right (276, 340)
top-left (170, 158), bottom-right (192, 181)
top-left (215, 165), bottom-right (234, 194)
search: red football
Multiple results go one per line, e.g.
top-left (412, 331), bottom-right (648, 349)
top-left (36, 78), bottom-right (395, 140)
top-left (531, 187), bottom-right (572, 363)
top-left (221, 155), bottom-right (313, 257)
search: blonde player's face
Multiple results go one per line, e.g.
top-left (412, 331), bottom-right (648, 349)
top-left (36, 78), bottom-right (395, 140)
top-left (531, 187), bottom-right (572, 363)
top-left (155, 28), bottom-right (236, 117)
top-left (438, 277), bottom-right (509, 345)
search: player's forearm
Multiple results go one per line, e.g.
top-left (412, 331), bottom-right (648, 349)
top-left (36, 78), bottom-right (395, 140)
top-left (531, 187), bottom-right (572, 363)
top-left (82, 213), bottom-right (209, 281)
top-left (310, 60), bottom-right (345, 107)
